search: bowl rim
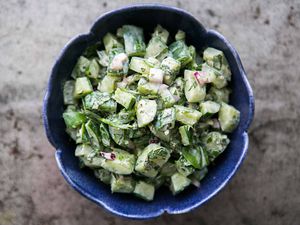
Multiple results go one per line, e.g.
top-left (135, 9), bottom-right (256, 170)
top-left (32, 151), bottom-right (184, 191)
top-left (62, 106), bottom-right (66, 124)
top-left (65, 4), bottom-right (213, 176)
top-left (42, 3), bottom-right (255, 219)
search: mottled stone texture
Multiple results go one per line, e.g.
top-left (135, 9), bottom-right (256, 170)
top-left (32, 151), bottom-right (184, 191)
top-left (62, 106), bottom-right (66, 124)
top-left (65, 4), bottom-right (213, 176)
top-left (0, 0), bottom-right (299, 224)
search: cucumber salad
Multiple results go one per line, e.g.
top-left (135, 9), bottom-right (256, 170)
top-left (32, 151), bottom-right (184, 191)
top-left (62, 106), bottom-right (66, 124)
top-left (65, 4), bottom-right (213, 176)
top-left (62, 25), bottom-right (240, 201)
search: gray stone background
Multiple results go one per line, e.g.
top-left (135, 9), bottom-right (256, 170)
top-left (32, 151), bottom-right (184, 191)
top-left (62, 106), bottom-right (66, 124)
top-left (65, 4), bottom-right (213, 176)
top-left (0, 0), bottom-right (299, 224)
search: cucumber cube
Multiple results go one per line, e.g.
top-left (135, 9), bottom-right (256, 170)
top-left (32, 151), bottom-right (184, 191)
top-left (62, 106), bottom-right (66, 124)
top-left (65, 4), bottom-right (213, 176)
top-left (206, 87), bottom-right (231, 103)
top-left (160, 57), bottom-right (181, 85)
top-left (170, 172), bottom-right (191, 195)
top-left (149, 68), bottom-right (164, 83)
top-left (203, 47), bottom-right (224, 70)
top-left (129, 57), bottom-right (151, 74)
top-left (175, 30), bottom-right (186, 41)
top-left (100, 148), bottom-right (136, 175)
top-left (136, 99), bottom-right (157, 127)
top-left (98, 75), bottom-right (121, 94)
top-left (75, 144), bottom-right (93, 157)
top-left (201, 131), bottom-right (230, 161)
top-left (96, 50), bottom-right (109, 67)
top-left (174, 105), bottom-right (202, 126)
top-left (152, 25), bottom-right (169, 44)
top-left (137, 78), bottom-right (160, 95)
top-left (111, 175), bottom-right (135, 193)
top-left (122, 25), bottom-right (146, 56)
top-left (103, 33), bottom-right (123, 52)
top-left (218, 103), bottom-right (240, 133)
top-left (94, 169), bottom-right (111, 185)
top-left (113, 88), bottom-right (136, 109)
top-left (74, 77), bottom-right (93, 99)
top-left (184, 70), bottom-right (206, 103)
top-left (133, 181), bottom-right (155, 201)
top-left (145, 36), bottom-right (168, 60)
top-left (169, 40), bottom-right (192, 66)
top-left (135, 144), bottom-right (171, 178)
top-left (63, 80), bottom-right (76, 105)
top-left (199, 101), bottom-right (220, 117)
top-left (63, 108), bottom-right (86, 129)
top-left (202, 63), bottom-right (227, 89)
top-left (159, 88), bottom-right (177, 108)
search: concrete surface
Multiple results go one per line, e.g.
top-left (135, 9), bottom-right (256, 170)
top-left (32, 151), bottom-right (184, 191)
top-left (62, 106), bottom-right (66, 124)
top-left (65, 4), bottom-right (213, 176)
top-left (0, 0), bottom-right (300, 224)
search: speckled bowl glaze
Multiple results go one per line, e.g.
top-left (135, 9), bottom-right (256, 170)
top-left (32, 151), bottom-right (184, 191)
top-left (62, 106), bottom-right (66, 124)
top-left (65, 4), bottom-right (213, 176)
top-left (43, 4), bottom-right (254, 219)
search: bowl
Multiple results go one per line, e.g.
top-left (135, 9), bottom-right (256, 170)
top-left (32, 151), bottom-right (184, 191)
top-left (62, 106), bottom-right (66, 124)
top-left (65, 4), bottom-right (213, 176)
top-left (43, 4), bottom-right (254, 219)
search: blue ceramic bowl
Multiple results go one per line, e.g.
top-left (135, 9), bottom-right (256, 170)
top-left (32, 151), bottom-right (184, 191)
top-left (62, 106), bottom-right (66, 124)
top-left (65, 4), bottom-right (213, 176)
top-left (43, 4), bottom-right (254, 219)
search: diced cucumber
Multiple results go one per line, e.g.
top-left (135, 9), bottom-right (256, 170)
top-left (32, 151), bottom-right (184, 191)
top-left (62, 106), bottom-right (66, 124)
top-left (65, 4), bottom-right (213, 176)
top-left (116, 27), bottom-right (123, 38)
top-left (174, 105), bottom-right (202, 126)
top-left (113, 88), bottom-right (136, 109)
top-left (145, 57), bottom-right (161, 68)
top-left (71, 56), bottom-right (90, 78)
top-left (218, 103), bottom-right (240, 132)
top-left (201, 131), bottom-right (230, 161)
top-left (136, 99), bottom-right (157, 127)
top-left (97, 50), bottom-right (109, 67)
top-left (199, 101), bottom-right (220, 117)
top-left (169, 77), bottom-right (185, 104)
top-left (133, 181), bottom-right (155, 201)
top-left (63, 80), bottom-right (76, 105)
top-left (145, 36), bottom-right (168, 60)
top-left (184, 70), bottom-right (206, 103)
top-left (108, 126), bottom-right (134, 149)
top-left (169, 40), bottom-right (192, 67)
top-left (175, 30), bottom-right (185, 41)
top-left (66, 127), bottom-right (78, 141)
top-left (175, 156), bottom-right (195, 176)
top-left (135, 143), bottom-right (170, 178)
top-left (83, 91), bottom-right (109, 109)
top-left (98, 75), bottom-right (121, 93)
top-left (100, 148), bottom-right (136, 175)
top-left (159, 87), bottom-right (177, 108)
top-left (80, 156), bottom-right (104, 169)
top-left (137, 78), bottom-right (160, 95)
top-left (186, 45), bottom-right (202, 70)
top-left (203, 48), bottom-right (231, 81)
top-left (148, 124), bottom-right (170, 142)
top-left (152, 25), bottom-right (169, 44)
top-left (103, 33), bottom-right (123, 52)
top-left (203, 47), bottom-right (224, 70)
top-left (122, 25), bottom-right (146, 56)
top-left (86, 58), bottom-right (100, 79)
top-left (107, 48), bottom-right (129, 76)
top-left (206, 87), bottom-right (231, 103)
top-left (154, 108), bottom-right (175, 131)
top-left (74, 77), bottom-right (93, 99)
top-left (94, 169), bottom-right (111, 185)
top-left (160, 162), bottom-right (177, 177)
top-left (202, 63), bottom-right (227, 89)
top-left (111, 175), bottom-right (135, 193)
top-left (75, 144), bottom-right (93, 157)
top-left (84, 91), bottom-right (117, 113)
top-left (149, 68), bottom-right (164, 83)
top-left (160, 57), bottom-right (181, 85)
top-left (178, 125), bottom-right (192, 146)
top-left (146, 175), bottom-right (165, 190)
top-left (63, 108), bottom-right (86, 129)
top-left (182, 146), bottom-right (209, 169)
top-left (129, 57), bottom-right (151, 74)
top-left (170, 172), bottom-right (191, 195)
